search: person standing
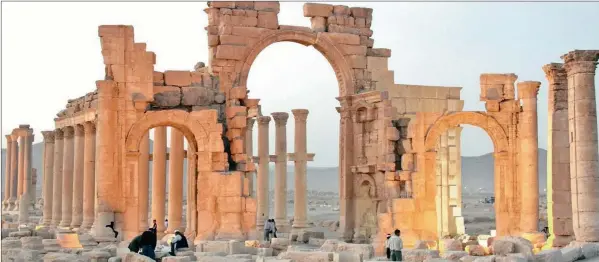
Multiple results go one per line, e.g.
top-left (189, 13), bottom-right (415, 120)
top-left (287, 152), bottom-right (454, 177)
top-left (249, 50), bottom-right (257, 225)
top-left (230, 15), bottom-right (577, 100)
top-left (385, 233), bottom-right (391, 259)
top-left (264, 219), bottom-right (273, 241)
top-left (151, 219), bottom-right (158, 234)
top-left (389, 229), bottom-right (403, 261)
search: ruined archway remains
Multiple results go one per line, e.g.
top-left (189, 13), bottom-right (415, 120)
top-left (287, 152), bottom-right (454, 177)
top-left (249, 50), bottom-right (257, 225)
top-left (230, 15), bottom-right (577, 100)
top-left (45, 1), bottom-right (549, 254)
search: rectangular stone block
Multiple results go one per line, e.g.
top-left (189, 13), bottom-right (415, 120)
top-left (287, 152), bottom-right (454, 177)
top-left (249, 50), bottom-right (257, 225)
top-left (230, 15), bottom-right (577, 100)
top-left (350, 7), bottom-right (373, 18)
top-left (164, 71), bottom-right (192, 86)
top-left (231, 26), bottom-right (272, 37)
top-left (218, 197), bottom-right (242, 212)
top-left (257, 11), bottom-right (278, 29)
top-left (254, 1), bottom-right (280, 13)
top-left (310, 17), bottom-right (326, 32)
top-left (367, 48), bottom-right (391, 57)
top-left (346, 55), bottom-right (367, 69)
top-left (215, 45), bottom-right (247, 61)
top-left (338, 44), bottom-right (367, 55)
top-left (367, 56), bottom-right (388, 70)
top-left (229, 86), bottom-right (248, 99)
top-left (322, 32), bottom-right (360, 45)
top-left (303, 3), bottom-right (333, 17)
top-left (153, 71), bottom-right (164, 85)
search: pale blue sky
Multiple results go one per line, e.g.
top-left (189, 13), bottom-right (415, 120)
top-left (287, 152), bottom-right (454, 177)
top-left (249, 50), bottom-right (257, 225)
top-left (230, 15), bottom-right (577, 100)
top-left (1, 2), bottom-right (598, 167)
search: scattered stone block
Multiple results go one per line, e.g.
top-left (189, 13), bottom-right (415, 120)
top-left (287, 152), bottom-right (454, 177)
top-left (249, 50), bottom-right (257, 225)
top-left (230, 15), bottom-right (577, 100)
top-left (442, 239), bottom-right (464, 251)
top-left (319, 239), bottom-right (341, 252)
top-left (533, 249), bottom-right (563, 262)
top-left (277, 251), bottom-right (333, 261)
top-left (466, 245), bottom-right (487, 256)
top-left (333, 251), bottom-right (362, 262)
top-left (560, 246), bottom-right (583, 262)
top-left (336, 242), bottom-right (375, 259)
top-left (442, 250), bottom-right (468, 260)
top-left (162, 257), bottom-right (191, 262)
top-left (403, 249), bottom-right (440, 261)
top-left (83, 250), bottom-right (112, 262)
top-left (257, 247), bottom-right (273, 257)
top-left (492, 240), bottom-right (515, 256)
top-left (308, 238), bottom-right (326, 246)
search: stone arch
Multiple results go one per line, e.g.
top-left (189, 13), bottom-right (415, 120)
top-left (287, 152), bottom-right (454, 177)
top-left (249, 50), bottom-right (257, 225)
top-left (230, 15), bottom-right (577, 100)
top-left (125, 110), bottom-right (211, 155)
top-left (237, 30), bottom-right (355, 96)
top-left (424, 111), bottom-right (508, 153)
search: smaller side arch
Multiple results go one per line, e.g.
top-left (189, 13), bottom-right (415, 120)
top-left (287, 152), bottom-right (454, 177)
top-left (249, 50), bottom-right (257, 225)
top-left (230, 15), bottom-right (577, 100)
top-left (125, 110), bottom-right (210, 154)
top-left (424, 111), bottom-right (509, 153)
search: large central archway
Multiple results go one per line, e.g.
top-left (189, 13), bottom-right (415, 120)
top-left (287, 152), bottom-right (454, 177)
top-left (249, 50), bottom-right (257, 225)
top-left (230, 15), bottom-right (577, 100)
top-left (423, 111), bottom-right (517, 237)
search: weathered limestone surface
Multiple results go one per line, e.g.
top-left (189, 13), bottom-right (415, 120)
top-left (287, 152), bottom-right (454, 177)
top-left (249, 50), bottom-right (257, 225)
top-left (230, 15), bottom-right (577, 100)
top-left (52, 129), bottom-right (64, 226)
top-left (81, 121), bottom-right (97, 231)
top-left (60, 126), bottom-right (75, 227)
top-left (71, 124), bottom-right (85, 228)
top-left (152, 126), bottom-right (167, 234)
top-left (290, 109), bottom-right (313, 231)
top-left (271, 112), bottom-right (289, 232)
top-left (256, 116), bottom-right (271, 231)
top-left (42, 131), bottom-right (55, 226)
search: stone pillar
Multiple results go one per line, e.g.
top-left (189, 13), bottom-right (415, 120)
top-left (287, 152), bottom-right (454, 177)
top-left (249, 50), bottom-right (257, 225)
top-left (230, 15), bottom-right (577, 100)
top-left (41, 131), bottom-right (55, 226)
top-left (8, 135), bottom-right (18, 211)
top-left (256, 116), bottom-right (271, 230)
top-left (60, 126), bottom-right (75, 227)
top-left (562, 50), bottom-right (599, 242)
top-left (271, 112), bottom-right (289, 231)
top-left (137, 133), bottom-right (150, 232)
top-left (51, 129), bottom-right (64, 226)
top-left (185, 150), bottom-right (197, 237)
top-left (4, 135), bottom-right (13, 210)
top-left (518, 81), bottom-right (541, 233)
top-left (19, 134), bottom-right (33, 224)
top-left (71, 125), bottom-right (85, 228)
top-left (152, 126), bottom-right (167, 233)
top-left (245, 118), bottom-right (255, 197)
top-left (543, 63), bottom-right (574, 247)
top-left (290, 109), bottom-right (314, 231)
top-left (337, 96), bottom-right (355, 241)
top-left (17, 135), bottom-right (25, 202)
top-left (167, 128), bottom-right (184, 233)
top-left (81, 122), bottom-right (97, 231)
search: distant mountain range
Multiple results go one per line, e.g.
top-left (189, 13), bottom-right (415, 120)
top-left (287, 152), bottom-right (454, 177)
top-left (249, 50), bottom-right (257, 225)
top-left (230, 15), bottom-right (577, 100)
top-left (0, 141), bottom-right (549, 197)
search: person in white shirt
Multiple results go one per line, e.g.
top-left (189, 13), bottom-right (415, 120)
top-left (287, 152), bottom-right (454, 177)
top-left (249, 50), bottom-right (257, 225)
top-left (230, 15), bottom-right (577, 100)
top-left (385, 233), bottom-right (391, 259)
top-left (388, 229), bottom-right (403, 261)
top-left (264, 218), bottom-right (274, 241)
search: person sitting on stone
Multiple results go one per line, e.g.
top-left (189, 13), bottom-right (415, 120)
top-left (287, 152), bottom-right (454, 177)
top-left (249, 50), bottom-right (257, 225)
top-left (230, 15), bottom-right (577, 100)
top-left (139, 229), bottom-right (156, 259)
top-left (169, 230), bottom-right (189, 256)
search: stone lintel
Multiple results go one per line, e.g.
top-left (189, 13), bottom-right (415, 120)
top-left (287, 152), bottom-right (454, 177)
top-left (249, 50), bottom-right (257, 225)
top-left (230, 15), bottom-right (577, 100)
top-left (148, 150), bottom-right (188, 161)
top-left (269, 154), bottom-right (287, 162)
top-left (54, 108), bottom-right (97, 129)
top-left (287, 153), bottom-right (315, 162)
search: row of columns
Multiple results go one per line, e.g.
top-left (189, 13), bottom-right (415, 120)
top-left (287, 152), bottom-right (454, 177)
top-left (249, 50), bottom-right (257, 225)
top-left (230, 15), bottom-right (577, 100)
top-left (42, 122), bottom-right (97, 230)
top-left (138, 126), bottom-right (190, 235)
top-left (2, 125), bottom-right (35, 219)
top-left (252, 109), bottom-right (315, 233)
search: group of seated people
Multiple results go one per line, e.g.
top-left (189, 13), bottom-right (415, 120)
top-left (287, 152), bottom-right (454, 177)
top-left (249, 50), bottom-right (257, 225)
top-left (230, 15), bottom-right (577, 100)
top-left (128, 220), bottom-right (189, 260)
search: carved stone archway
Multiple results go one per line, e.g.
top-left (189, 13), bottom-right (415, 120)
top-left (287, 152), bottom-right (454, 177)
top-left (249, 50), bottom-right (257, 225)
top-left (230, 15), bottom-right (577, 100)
top-left (423, 111), bottom-right (516, 237)
top-left (121, 110), bottom-right (212, 239)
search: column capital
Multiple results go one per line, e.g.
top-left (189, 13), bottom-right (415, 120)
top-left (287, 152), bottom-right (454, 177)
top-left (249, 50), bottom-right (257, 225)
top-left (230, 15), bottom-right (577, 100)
top-left (271, 112), bottom-right (289, 126)
top-left (6, 134), bottom-right (13, 143)
top-left (247, 118), bottom-right (256, 129)
top-left (41, 131), bottom-right (55, 144)
top-left (542, 63), bottom-right (567, 84)
top-left (257, 116), bottom-right (271, 125)
top-left (83, 121), bottom-right (96, 134)
top-left (54, 129), bottom-right (64, 140)
top-left (62, 126), bottom-right (75, 139)
top-left (291, 109), bottom-right (309, 122)
top-left (517, 81), bottom-right (541, 99)
top-left (74, 124), bottom-right (85, 137)
top-left (561, 50), bottom-right (599, 74)
top-left (336, 95), bottom-right (352, 108)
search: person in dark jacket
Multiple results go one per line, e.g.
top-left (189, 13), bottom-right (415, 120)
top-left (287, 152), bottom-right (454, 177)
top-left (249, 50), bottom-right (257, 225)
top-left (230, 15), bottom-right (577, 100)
top-left (169, 230), bottom-right (189, 256)
top-left (151, 219), bottom-right (158, 234)
top-left (139, 230), bottom-right (156, 259)
top-left (127, 234), bottom-right (143, 253)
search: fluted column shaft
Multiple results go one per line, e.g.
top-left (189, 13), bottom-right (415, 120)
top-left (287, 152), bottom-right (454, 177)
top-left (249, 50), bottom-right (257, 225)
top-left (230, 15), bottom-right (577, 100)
top-left (271, 112), bottom-right (289, 229)
top-left (137, 133), bottom-right (150, 232)
top-left (245, 119), bottom-right (255, 197)
top-left (9, 136), bottom-right (19, 211)
top-left (518, 81), bottom-right (541, 233)
top-left (19, 134), bottom-right (34, 223)
top-left (4, 135), bottom-right (13, 210)
top-left (543, 63), bottom-right (573, 246)
top-left (42, 131), bottom-right (55, 226)
top-left (152, 126), bottom-right (167, 233)
top-left (291, 109), bottom-right (311, 230)
top-left (71, 125), bottom-right (85, 228)
top-left (60, 126), bottom-right (75, 227)
top-left (562, 50), bottom-right (599, 242)
top-left (81, 122), bottom-right (97, 231)
top-left (256, 116), bottom-right (271, 230)
top-left (17, 136), bottom-right (25, 200)
top-left (51, 130), bottom-right (64, 226)
top-left (167, 128), bottom-right (184, 233)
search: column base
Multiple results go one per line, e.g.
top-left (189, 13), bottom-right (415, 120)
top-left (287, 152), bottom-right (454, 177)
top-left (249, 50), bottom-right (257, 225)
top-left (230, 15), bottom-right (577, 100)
top-left (215, 231), bottom-right (245, 241)
top-left (91, 211), bottom-right (118, 240)
top-left (543, 235), bottom-right (574, 249)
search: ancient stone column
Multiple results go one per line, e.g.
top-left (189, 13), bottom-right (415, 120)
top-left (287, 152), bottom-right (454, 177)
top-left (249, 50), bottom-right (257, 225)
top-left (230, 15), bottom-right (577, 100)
top-left (60, 126), bottom-right (75, 227)
top-left (137, 132), bottom-right (150, 232)
top-left (51, 129), bottom-right (64, 226)
top-left (17, 135), bottom-right (25, 202)
top-left (518, 81), bottom-right (541, 233)
top-left (167, 128), bottom-right (184, 233)
top-left (256, 116), bottom-right (271, 230)
top-left (245, 118), bottom-right (255, 197)
top-left (290, 109), bottom-right (314, 231)
top-left (152, 126), bottom-right (167, 233)
top-left (9, 135), bottom-right (19, 211)
top-left (71, 125), bottom-right (85, 228)
top-left (562, 50), bottom-right (599, 242)
top-left (271, 112), bottom-right (290, 231)
top-left (19, 134), bottom-right (34, 224)
top-left (81, 122), bottom-right (96, 231)
top-left (41, 131), bottom-right (55, 226)
top-left (3, 135), bottom-right (13, 211)
top-left (543, 63), bottom-right (573, 247)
